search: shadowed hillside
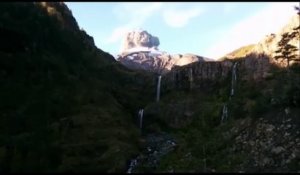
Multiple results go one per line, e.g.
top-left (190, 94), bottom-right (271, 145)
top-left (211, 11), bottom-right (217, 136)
top-left (0, 2), bottom-right (156, 172)
top-left (0, 2), bottom-right (299, 173)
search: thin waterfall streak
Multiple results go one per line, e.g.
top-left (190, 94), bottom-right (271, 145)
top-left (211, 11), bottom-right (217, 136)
top-left (156, 75), bottom-right (162, 102)
top-left (221, 104), bottom-right (227, 123)
top-left (127, 159), bottom-right (137, 173)
top-left (189, 68), bottom-right (193, 81)
top-left (139, 109), bottom-right (144, 129)
top-left (230, 62), bottom-right (238, 96)
top-left (221, 62), bottom-right (238, 124)
top-left (225, 105), bottom-right (228, 121)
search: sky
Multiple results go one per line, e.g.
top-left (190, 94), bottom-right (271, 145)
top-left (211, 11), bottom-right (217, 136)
top-left (65, 2), bottom-right (299, 59)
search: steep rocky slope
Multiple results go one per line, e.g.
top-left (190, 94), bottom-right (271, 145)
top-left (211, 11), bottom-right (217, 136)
top-left (223, 15), bottom-right (300, 67)
top-left (0, 2), bottom-right (156, 172)
top-left (254, 15), bottom-right (299, 60)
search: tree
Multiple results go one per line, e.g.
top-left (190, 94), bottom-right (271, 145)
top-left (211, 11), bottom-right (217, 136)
top-left (295, 6), bottom-right (300, 15)
top-left (274, 33), bottom-right (299, 68)
top-left (274, 7), bottom-right (300, 68)
top-left (291, 6), bottom-right (300, 39)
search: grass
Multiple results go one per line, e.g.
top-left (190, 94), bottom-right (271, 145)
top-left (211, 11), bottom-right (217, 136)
top-left (220, 44), bottom-right (256, 60)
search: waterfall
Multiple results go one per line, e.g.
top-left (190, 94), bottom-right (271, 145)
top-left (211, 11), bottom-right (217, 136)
top-left (156, 75), bottom-right (162, 102)
top-left (189, 68), bottom-right (193, 81)
top-left (138, 109), bottom-right (144, 129)
top-left (221, 104), bottom-right (228, 123)
top-left (221, 62), bottom-right (238, 124)
top-left (230, 62), bottom-right (238, 96)
top-left (127, 159), bottom-right (138, 173)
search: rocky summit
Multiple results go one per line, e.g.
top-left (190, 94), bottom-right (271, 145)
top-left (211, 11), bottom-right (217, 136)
top-left (117, 29), bottom-right (212, 74)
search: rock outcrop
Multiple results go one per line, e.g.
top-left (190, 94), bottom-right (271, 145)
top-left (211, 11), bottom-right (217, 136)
top-left (117, 29), bottom-right (212, 74)
top-left (254, 15), bottom-right (300, 67)
top-left (224, 15), bottom-right (300, 68)
top-left (119, 51), bottom-right (208, 74)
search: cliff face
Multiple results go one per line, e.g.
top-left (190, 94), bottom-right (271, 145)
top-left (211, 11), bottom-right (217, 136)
top-left (117, 30), bottom-right (212, 74)
top-left (140, 44), bottom-right (299, 173)
top-left (163, 54), bottom-right (271, 91)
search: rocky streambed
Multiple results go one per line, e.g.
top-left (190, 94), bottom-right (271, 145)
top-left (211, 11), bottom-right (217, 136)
top-left (127, 132), bottom-right (177, 173)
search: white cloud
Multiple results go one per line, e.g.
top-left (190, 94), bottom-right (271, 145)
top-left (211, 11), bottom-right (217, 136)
top-left (205, 2), bottom-right (299, 59)
top-left (107, 3), bottom-right (205, 47)
top-left (106, 26), bottom-right (131, 44)
top-left (113, 2), bottom-right (162, 20)
top-left (163, 7), bottom-right (204, 28)
top-left (106, 2), bottom-right (163, 44)
top-left (223, 3), bottom-right (236, 14)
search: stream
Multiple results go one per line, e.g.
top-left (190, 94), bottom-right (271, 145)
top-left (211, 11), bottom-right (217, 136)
top-left (127, 132), bottom-right (177, 173)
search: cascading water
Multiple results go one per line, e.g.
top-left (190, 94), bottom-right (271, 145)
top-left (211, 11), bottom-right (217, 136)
top-left (221, 104), bottom-right (228, 123)
top-left (230, 62), bottom-right (238, 97)
top-left (139, 109), bottom-right (144, 129)
top-left (126, 132), bottom-right (177, 173)
top-left (127, 159), bottom-right (137, 173)
top-left (126, 109), bottom-right (144, 173)
top-left (156, 75), bottom-right (162, 102)
top-left (221, 62), bottom-right (238, 124)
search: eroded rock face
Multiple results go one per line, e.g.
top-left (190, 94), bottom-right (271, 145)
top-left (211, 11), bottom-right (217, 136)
top-left (163, 54), bottom-right (271, 91)
top-left (119, 52), bottom-right (173, 74)
top-left (118, 29), bottom-right (212, 74)
top-left (119, 52), bottom-right (206, 74)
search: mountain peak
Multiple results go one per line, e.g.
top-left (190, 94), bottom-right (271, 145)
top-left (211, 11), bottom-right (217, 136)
top-left (117, 30), bottom-right (212, 74)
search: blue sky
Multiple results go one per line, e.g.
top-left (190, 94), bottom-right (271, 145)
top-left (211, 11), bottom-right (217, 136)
top-left (65, 2), bottom-right (298, 59)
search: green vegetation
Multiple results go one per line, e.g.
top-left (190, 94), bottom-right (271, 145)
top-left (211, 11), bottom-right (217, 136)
top-left (220, 44), bottom-right (256, 60)
top-left (274, 33), bottom-right (299, 68)
top-left (0, 2), bottom-right (299, 173)
top-left (274, 12), bottom-right (300, 68)
top-left (141, 59), bottom-right (300, 172)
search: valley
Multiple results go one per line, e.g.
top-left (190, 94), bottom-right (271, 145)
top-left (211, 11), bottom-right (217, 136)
top-left (0, 2), bottom-right (299, 173)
